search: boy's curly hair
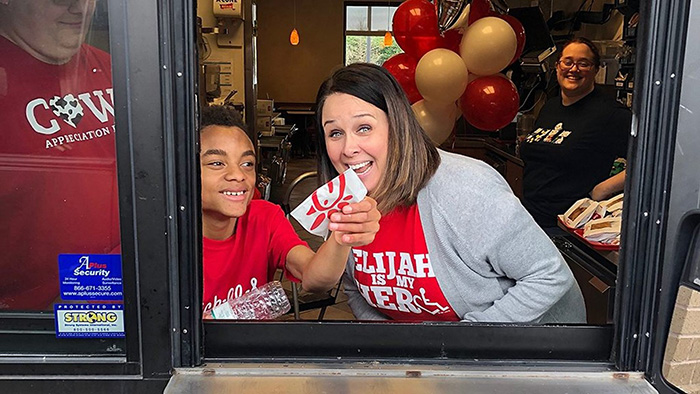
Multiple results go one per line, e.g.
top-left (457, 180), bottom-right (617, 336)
top-left (200, 105), bottom-right (248, 132)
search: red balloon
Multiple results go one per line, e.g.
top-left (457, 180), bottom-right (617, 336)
top-left (440, 29), bottom-right (463, 53)
top-left (392, 0), bottom-right (442, 59)
top-left (459, 75), bottom-right (519, 131)
top-left (468, 0), bottom-right (493, 24)
top-left (501, 15), bottom-right (526, 65)
top-left (383, 53), bottom-right (423, 104)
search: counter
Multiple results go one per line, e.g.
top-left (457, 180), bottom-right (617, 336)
top-left (553, 234), bottom-right (618, 325)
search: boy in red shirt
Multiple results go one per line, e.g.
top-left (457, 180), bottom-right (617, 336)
top-left (200, 105), bottom-right (380, 315)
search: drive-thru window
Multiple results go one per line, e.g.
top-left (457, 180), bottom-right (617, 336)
top-left (1, 1), bottom-right (698, 393)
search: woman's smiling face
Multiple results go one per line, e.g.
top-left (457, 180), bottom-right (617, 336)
top-left (321, 93), bottom-right (389, 194)
top-left (556, 42), bottom-right (598, 99)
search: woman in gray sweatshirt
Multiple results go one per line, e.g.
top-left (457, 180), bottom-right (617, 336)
top-left (314, 63), bottom-right (585, 324)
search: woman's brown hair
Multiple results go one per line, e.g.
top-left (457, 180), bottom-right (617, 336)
top-left (314, 63), bottom-right (440, 213)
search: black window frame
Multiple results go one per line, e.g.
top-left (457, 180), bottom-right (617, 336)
top-left (0, 0), bottom-right (694, 391)
top-left (0, 0), bottom-right (191, 386)
top-left (204, 0), bottom-right (624, 368)
top-left (632, 0), bottom-right (700, 392)
top-left (199, 0), bottom-right (689, 378)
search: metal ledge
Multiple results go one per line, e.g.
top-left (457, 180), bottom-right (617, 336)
top-left (165, 363), bottom-right (657, 394)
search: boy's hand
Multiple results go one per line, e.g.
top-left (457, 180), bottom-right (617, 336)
top-left (327, 196), bottom-right (380, 247)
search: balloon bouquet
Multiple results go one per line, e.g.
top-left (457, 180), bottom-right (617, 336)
top-left (383, 0), bottom-right (526, 145)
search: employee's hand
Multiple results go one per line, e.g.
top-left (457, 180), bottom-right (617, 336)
top-left (328, 196), bottom-right (380, 247)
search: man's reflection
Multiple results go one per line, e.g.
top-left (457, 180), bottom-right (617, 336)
top-left (0, 0), bottom-right (120, 310)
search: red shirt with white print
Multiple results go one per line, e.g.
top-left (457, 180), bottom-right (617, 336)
top-left (202, 200), bottom-right (306, 314)
top-left (0, 37), bottom-right (120, 310)
top-left (352, 204), bottom-right (460, 321)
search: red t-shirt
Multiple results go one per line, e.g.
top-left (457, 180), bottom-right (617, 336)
top-left (202, 200), bottom-right (307, 313)
top-left (0, 37), bottom-right (120, 310)
top-left (352, 205), bottom-right (459, 321)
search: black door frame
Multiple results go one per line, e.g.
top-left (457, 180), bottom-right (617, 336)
top-left (0, 0), bottom-right (198, 391)
top-left (2, 0), bottom-right (695, 392)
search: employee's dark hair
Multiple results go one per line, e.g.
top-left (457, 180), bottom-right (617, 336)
top-left (559, 37), bottom-right (601, 68)
top-left (200, 104), bottom-right (248, 133)
top-left (314, 63), bottom-right (440, 213)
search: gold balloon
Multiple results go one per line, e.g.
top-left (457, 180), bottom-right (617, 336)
top-left (412, 100), bottom-right (458, 145)
top-left (415, 48), bottom-right (469, 105)
top-left (459, 16), bottom-right (517, 76)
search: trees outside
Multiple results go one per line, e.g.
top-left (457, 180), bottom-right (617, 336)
top-left (345, 35), bottom-right (403, 66)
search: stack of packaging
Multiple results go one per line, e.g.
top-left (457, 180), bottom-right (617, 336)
top-left (562, 194), bottom-right (624, 245)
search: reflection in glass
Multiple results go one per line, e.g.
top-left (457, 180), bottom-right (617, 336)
top-left (0, 0), bottom-right (120, 312)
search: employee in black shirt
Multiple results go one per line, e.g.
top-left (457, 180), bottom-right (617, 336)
top-left (520, 37), bottom-right (631, 233)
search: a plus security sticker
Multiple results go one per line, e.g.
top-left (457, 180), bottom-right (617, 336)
top-left (58, 254), bottom-right (123, 301)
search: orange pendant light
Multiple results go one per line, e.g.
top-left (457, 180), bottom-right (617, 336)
top-left (383, 31), bottom-right (393, 47)
top-left (290, 28), bottom-right (300, 46)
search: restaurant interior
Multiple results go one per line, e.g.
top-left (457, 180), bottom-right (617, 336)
top-left (196, 0), bottom-right (639, 322)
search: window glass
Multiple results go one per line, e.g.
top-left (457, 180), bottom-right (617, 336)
top-left (204, 2), bottom-right (631, 334)
top-left (345, 34), bottom-right (402, 65)
top-left (370, 6), bottom-right (396, 32)
top-left (0, 0), bottom-right (124, 345)
top-left (346, 6), bottom-right (368, 31)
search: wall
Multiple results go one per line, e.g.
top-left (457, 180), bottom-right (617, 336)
top-left (256, 0), bottom-right (344, 105)
top-left (663, 286), bottom-right (700, 393)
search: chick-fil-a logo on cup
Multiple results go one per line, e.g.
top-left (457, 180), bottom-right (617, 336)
top-left (292, 169), bottom-right (367, 237)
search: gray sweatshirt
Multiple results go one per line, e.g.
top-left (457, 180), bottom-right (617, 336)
top-left (344, 150), bottom-right (586, 323)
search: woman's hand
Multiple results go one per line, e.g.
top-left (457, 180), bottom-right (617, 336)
top-left (590, 183), bottom-right (611, 201)
top-left (327, 196), bottom-right (381, 246)
top-left (590, 170), bottom-right (626, 201)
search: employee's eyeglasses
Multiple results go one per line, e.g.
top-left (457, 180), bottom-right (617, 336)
top-left (557, 58), bottom-right (595, 71)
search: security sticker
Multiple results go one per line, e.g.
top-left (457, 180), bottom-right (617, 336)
top-left (54, 304), bottom-right (125, 338)
top-left (59, 254), bottom-right (123, 301)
